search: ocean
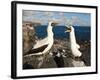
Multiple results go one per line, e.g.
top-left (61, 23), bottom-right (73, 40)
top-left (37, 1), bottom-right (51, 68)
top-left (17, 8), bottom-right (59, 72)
top-left (34, 25), bottom-right (91, 41)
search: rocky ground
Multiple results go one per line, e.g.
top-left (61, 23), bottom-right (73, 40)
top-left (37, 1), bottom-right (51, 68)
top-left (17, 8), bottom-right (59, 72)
top-left (23, 39), bottom-right (90, 69)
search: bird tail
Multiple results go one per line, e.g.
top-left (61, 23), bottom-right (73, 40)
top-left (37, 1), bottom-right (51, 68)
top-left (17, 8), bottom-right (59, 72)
top-left (24, 52), bottom-right (43, 57)
top-left (76, 43), bottom-right (80, 49)
top-left (72, 49), bottom-right (82, 57)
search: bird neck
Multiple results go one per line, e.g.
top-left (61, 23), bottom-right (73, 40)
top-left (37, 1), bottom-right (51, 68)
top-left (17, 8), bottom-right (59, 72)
top-left (69, 29), bottom-right (77, 45)
top-left (47, 25), bottom-right (53, 38)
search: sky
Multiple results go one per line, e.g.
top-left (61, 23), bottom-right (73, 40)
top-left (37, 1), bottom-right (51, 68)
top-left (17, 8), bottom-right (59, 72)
top-left (22, 10), bottom-right (91, 26)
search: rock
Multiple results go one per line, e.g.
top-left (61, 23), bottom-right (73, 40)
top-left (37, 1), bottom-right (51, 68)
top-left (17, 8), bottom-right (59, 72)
top-left (72, 59), bottom-right (86, 67)
top-left (23, 22), bottom-right (37, 55)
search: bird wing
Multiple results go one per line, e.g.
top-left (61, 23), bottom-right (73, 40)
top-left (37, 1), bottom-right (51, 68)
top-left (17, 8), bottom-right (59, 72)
top-left (25, 44), bottom-right (48, 55)
top-left (33, 37), bottom-right (48, 49)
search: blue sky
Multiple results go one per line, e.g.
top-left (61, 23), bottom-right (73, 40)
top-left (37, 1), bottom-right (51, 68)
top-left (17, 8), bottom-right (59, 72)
top-left (23, 10), bottom-right (91, 26)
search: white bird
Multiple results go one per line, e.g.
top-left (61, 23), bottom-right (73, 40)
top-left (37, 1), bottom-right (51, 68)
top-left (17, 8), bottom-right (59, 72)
top-left (24, 21), bottom-right (54, 57)
top-left (65, 25), bottom-right (82, 57)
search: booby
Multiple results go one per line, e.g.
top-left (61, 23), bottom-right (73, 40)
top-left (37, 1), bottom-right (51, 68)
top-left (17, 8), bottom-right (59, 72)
top-left (24, 21), bottom-right (54, 57)
top-left (65, 25), bottom-right (82, 57)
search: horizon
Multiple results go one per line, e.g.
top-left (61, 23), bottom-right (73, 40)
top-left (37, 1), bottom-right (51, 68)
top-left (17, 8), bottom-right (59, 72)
top-left (34, 24), bottom-right (91, 27)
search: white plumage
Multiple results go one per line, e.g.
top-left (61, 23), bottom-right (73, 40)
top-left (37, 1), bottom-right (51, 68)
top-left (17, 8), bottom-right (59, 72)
top-left (65, 25), bottom-right (82, 57)
top-left (41, 21), bottom-right (54, 54)
top-left (24, 21), bottom-right (54, 57)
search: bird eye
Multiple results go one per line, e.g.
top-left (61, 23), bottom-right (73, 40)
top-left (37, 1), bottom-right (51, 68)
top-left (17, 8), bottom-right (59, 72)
top-left (51, 23), bottom-right (57, 26)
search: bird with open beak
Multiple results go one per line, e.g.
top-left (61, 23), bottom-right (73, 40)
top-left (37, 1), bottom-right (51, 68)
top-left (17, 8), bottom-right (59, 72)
top-left (65, 25), bottom-right (82, 57)
top-left (65, 25), bottom-right (72, 33)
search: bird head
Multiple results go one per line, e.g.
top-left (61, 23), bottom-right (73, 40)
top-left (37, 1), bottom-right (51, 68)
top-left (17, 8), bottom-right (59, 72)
top-left (48, 21), bottom-right (58, 27)
top-left (48, 21), bottom-right (53, 25)
top-left (65, 25), bottom-right (74, 33)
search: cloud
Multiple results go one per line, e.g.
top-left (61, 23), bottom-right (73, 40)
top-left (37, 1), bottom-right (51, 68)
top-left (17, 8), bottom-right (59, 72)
top-left (59, 12), bottom-right (64, 16)
top-left (71, 16), bottom-right (80, 25)
top-left (71, 16), bottom-right (90, 26)
top-left (23, 10), bottom-right (67, 25)
top-left (23, 10), bottom-right (90, 26)
top-left (23, 10), bottom-right (37, 16)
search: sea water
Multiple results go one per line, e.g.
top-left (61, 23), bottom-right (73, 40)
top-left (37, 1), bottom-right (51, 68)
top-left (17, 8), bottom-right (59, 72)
top-left (34, 25), bottom-right (90, 41)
